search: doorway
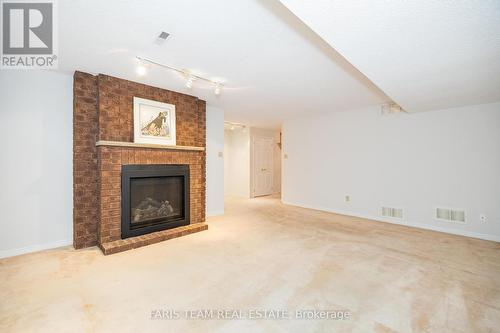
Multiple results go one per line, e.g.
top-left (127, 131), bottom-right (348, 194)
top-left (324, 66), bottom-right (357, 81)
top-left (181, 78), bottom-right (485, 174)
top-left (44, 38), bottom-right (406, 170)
top-left (224, 122), bottom-right (281, 199)
top-left (252, 136), bottom-right (274, 197)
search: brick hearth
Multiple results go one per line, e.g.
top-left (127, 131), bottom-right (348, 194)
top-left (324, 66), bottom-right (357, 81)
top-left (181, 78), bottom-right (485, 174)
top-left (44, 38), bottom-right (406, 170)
top-left (100, 223), bottom-right (208, 255)
top-left (73, 71), bottom-right (207, 254)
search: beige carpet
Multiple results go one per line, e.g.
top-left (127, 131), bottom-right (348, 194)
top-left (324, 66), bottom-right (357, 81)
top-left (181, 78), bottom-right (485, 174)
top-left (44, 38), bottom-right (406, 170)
top-left (1, 196), bottom-right (499, 332)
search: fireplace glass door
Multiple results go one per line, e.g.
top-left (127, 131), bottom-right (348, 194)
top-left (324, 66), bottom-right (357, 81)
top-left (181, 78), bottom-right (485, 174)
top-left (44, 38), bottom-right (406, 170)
top-left (121, 164), bottom-right (190, 239)
top-left (130, 176), bottom-right (184, 227)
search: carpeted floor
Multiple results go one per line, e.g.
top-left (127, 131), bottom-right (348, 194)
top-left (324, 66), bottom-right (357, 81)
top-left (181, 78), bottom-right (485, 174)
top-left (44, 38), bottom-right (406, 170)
top-left (1, 195), bottom-right (499, 332)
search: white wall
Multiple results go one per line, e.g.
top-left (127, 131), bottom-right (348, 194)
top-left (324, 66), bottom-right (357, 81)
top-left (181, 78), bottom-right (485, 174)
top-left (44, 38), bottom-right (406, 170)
top-left (249, 127), bottom-right (282, 195)
top-left (0, 70), bottom-right (74, 258)
top-left (206, 106), bottom-right (225, 216)
top-left (282, 102), bottom-right (500, 241)
top-left (224, 127), bottom-right (251, 197)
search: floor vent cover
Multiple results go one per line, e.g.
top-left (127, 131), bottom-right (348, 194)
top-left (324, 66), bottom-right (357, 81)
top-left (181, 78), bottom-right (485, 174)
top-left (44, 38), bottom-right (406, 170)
top-left (382, 207), bottom-right (403, 219)
top-left (436, 208), bottom-right (466, 223)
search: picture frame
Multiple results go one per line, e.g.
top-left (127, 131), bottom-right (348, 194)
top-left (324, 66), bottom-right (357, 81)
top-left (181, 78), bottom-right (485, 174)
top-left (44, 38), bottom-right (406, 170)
top-left (133, 97), bottom-right (176, 146)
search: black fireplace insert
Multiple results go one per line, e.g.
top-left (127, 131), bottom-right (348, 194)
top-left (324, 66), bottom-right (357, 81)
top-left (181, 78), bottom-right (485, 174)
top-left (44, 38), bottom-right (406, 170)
top-left (121, 164), bottom-right (190, 239)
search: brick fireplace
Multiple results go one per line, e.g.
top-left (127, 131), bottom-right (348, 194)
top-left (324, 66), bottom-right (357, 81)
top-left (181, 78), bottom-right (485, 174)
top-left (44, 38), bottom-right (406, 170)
top-left (73, 72), bottom-right (208, 254)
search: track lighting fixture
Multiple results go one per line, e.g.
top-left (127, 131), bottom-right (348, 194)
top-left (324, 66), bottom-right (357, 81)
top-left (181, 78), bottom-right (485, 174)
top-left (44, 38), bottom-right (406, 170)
top-left (136, 56), bottom-right (225, 95)
top-left (225, 121), bottom-right (246, 131)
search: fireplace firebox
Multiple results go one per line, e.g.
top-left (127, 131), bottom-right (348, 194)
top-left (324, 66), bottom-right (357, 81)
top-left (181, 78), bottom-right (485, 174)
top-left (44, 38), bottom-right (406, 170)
top-left (121, 164), bottom-right (190, 239)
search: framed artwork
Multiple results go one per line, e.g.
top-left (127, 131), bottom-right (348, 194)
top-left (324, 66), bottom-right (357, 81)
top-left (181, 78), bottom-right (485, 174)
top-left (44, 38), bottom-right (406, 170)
top-left (133, 97), bottom-right (176, 145)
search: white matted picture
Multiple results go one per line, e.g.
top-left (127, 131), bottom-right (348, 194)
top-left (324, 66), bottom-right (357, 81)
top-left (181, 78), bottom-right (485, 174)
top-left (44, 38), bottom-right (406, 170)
top-left (133, 97), bottom-right (176, 145)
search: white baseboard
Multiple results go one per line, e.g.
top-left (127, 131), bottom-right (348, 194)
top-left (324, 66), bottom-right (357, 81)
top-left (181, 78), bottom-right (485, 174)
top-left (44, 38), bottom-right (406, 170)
top-left (282, 200), bottom-right (500, 243)
top-left (0, 239), bottom-right (73, 259)
top-left (207, 210), bottom-right (225, 217)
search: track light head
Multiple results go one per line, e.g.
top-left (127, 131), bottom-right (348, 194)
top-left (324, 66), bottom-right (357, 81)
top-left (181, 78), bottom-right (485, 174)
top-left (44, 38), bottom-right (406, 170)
top-left (214, 83), bottom-right (221, 95)
top-left (136, 61), bottom-right (147, 76)
top-left (186, 76), bottom-right (194, 89)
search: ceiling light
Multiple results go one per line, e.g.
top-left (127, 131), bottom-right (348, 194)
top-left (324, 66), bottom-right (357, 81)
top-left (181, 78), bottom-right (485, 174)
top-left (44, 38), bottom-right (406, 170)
top-left (214, 83), bottom-right (221, 95)
top-left (225, 121), bottom-right (246, 131)
top-left (186, 76), bottom-right (194, 89)
top-left (381, 102), bottom-right (405, 114)
top-left (136, 62), bottom-right (147, 76)
top-left (135, 56), bottom-right (226, 93)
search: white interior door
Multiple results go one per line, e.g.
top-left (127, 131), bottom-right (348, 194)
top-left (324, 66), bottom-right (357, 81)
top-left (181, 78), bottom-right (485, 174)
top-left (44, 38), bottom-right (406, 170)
top-left (253, 136), bottom-right (274, 197)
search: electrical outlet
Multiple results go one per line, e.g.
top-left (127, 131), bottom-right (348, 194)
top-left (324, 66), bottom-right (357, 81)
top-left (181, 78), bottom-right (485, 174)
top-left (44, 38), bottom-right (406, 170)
top-left (218, 151), bottom-right (223, 158)
top-left (345, 195), bottom-right (350, 202)
top-left (284, 154), bottom-right (288, 159)
top-left (480, 214), bottom-right (486, 223)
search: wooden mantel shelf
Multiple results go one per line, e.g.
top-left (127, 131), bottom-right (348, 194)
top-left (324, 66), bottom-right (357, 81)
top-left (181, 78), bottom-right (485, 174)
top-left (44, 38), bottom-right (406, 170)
top-left (95, 140), bottom-right (205, 151)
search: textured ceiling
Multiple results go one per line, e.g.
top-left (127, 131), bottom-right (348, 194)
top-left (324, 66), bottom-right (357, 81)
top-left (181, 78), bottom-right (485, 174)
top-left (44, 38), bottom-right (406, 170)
top-left (57, 0), bottom-right (387, 128)
top-left (279, 0), bottom-right (500, 112)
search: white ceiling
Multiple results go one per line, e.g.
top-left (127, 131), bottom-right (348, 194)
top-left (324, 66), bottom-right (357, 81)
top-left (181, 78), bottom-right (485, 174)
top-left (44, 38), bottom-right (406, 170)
top-left (279, 0), bottom-right (500, 113)
top-left (57, 0), bottom-right (387, 128)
